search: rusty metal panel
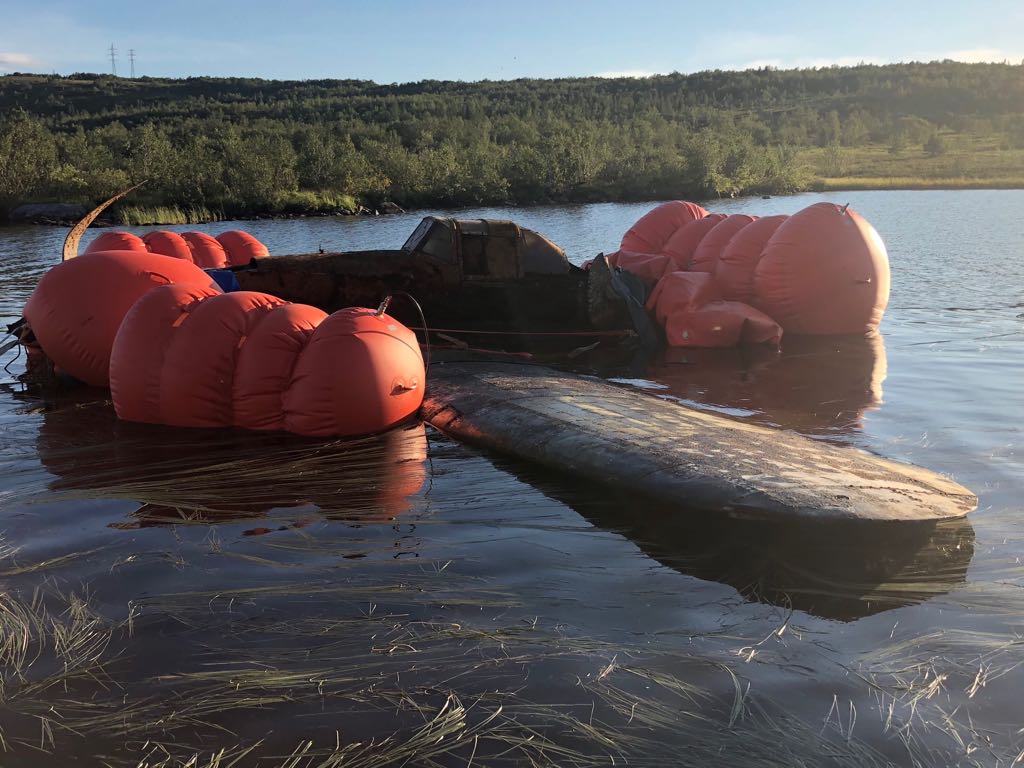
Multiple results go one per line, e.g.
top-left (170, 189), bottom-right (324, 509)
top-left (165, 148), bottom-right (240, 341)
top-left (455, 219), bottom-right (520, 280)
top-left (520, 229), bottom-right (569, 274)
top-left (482, 234), bottom-right (520, 279)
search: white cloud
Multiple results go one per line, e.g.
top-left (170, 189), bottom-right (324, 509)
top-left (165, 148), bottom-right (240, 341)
top-left (738, 59), bottom-right (784, 70)
top-left (0, 52), bottom-right (40, 72)
top-left (727, 49), bottom-right (1023, 72)
top-left (939, 48), bottom-right (1022, 63)
top-left (796, 56), bottom-right (886, 68)
top-left (595, 69), bottom-right (661, 79)
top-left (732, 55), bottom-right (885, 71)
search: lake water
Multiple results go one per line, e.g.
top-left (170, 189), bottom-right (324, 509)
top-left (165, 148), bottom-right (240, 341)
top-left (0, 190), bottom-right (1022, 766)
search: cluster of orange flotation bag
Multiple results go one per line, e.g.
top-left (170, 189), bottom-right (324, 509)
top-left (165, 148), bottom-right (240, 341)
top-left (85, 229), bottom-right (269, 268)
top-left (112, 286), bottom-right (423, 437)
top-left (23, 233), bottom-right (424, 438)
top-left (609, 201), bottom-right (890, 347)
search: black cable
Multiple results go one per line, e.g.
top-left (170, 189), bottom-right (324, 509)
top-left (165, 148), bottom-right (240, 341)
top-left (377, 292), bottom-right (431, 373)
top-left (3, 339), bottom-right (23, 377)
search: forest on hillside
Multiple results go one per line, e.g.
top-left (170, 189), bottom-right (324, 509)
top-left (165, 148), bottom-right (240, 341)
top-left (1, 61), bottom-right (1023, 219)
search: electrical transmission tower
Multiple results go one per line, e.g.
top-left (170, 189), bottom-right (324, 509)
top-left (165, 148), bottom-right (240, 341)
top-left (129, 49), bottom-right (136, 78)
top-left (109, 44), bottom-right (117, 76)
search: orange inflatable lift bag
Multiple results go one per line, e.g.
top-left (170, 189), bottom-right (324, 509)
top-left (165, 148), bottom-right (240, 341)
top-left (666, 302), bottom-right (783, 348)
top-left (753, 203), bottom-right (890, 334)
top-left (114, 290), bottom-right (289, 428)
top-left (715, 215), bottom-right (788, 303)
top-left (110, 283), bottom-right (223, 423)
top-left (646, 271), bottom-right (722, 325)
top-left (24, 251), bottom-right (221, 386)
top-left (143, 230), bottom-right (193, 262)
top-left (647, 271), bottom-right (782, 347)
top-left (232, 303), bottom-right (328, 430)
top-left (605, 250), bottom-right (675, 286)
top-left (661, 214), bottom-right (726, 271)
top-left (620, 201), bottom-right (708, 254)
top-left (285, 308), bottom-right (425, 437)
top-left (85, 231), bottom-right (147, 254)
top-left (110, 290), bottom-right (425, 437)
top-left (217, 230), bottom-right (270, 266)
top-left (688, 214), bottom-right (757, 273)
top-left (182, 231), bottom-right (229, 269)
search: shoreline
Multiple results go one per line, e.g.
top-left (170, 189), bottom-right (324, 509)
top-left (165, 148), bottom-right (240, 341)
top-left (3, 180), bottom-right (1022, 228)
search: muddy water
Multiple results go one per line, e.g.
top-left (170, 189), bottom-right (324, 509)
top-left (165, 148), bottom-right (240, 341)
top-left (0, 190), bottom-right (1021, 766)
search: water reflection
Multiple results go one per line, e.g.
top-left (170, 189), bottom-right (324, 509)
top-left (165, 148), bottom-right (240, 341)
top-left (26, 333), bottom-right (971, 622)
top-left (35, 398), bottom-right (973, 621)
top-left (33, 400), bottom-right (428, 527)
top-left (559, 332), bottom-right (973, 620)
top-left (498, 461), bottom-right (974, 622)
top-left (645, 333), bottom-right (887, 436)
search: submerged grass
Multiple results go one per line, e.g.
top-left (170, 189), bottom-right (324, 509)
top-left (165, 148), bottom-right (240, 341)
top-left (0, 530), bottom-right (1014, 766)
top-left (0, 565), bottom-right (1007, 767)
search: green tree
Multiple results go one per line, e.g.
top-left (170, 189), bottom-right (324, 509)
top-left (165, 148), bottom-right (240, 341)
top-left (221, 128), bottom-right (298, 209)
top-left (128, 123), bottom-right (180, 190)
top-left (0, 110), bottom-right (57, 204)
top-left (822, 141), bottom-right (847, 177)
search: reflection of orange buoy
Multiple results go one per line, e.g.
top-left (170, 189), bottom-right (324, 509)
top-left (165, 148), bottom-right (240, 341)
top-left (374, 422), bottom-right (429, 517)
top-left (23, 251), bottom-right (221, 386)
top-left (652, 332), bottom-right (887, 434)
top-left (36, 403), bottom-right (429, 523)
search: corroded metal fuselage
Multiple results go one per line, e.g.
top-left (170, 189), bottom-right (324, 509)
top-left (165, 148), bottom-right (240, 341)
top-left (235, 217), bottom-right (633, 353)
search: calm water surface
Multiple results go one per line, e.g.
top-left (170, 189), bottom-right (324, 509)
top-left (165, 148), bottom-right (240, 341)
top-left (0, 190), bottom-right (1022, 766)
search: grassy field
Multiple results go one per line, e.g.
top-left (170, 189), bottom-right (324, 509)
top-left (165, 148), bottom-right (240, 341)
top-left (802, 135), bottom-right (1024, 191)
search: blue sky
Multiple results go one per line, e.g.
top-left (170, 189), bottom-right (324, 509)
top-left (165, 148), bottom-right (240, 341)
top-left (1, 0), bottom-right (1022, 82)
